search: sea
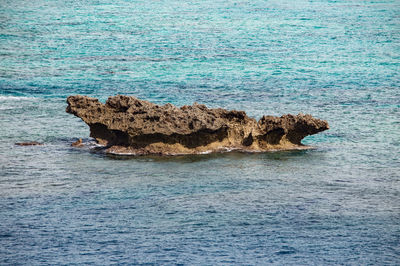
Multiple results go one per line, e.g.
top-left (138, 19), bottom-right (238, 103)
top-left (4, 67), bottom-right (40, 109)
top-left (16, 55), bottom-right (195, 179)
top-left (0, 0), bottom-right (399, 264)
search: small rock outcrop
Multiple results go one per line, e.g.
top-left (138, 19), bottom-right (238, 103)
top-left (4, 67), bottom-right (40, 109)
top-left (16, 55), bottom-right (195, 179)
top-left (71, 138), bottom-right (83, 147)
top-left (66, 95), bottom-right (329, 155)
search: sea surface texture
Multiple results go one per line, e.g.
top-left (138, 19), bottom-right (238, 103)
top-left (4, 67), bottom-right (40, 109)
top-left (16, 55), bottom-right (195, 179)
top-left (1, 0), bottom-right (399, 264)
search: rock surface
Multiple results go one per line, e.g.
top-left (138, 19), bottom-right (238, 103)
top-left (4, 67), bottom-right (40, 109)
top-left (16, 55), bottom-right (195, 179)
top-left (66, 95), bottom-right (329, 155)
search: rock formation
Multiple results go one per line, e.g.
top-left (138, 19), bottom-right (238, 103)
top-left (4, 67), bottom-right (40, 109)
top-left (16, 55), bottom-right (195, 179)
top-left (66, 95), bottom-right (329, 155)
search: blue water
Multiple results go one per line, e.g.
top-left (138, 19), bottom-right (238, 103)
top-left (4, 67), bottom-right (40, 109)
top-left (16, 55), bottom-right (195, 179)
top-left (1, 0), bottom-right (399, 264)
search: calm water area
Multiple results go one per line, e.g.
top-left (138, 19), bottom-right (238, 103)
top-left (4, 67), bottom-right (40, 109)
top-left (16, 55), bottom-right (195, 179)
top-left (1, 0), bottom-right (399, 264)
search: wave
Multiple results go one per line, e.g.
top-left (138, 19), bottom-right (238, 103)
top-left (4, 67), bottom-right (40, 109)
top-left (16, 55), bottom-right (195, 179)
top-left (0, 96), bottom-right (36, 101)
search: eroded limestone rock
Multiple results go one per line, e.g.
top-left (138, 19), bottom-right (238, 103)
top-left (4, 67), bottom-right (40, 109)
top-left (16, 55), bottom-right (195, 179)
top-left (66, 95), bottom-right (329, 155)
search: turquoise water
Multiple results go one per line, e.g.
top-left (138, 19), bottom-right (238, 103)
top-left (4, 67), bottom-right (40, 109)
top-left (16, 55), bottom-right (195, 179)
top-left (1, 0), bottom-right (399, 264)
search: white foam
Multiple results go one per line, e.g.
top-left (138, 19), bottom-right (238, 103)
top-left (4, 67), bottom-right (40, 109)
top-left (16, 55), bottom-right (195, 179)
top-left (197, 150), bottom-right (212, 155)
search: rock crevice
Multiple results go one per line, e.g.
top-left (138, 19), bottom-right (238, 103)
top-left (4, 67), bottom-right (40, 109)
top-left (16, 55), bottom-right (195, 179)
top-left (66, 95), bottom-right (329, 155)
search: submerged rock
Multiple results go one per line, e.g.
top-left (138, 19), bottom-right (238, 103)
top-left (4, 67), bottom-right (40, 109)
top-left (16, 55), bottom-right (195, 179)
top-left (66, 95), bottom-right (329, 155)
top-left (15, 141), bottom-right (43, 146)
